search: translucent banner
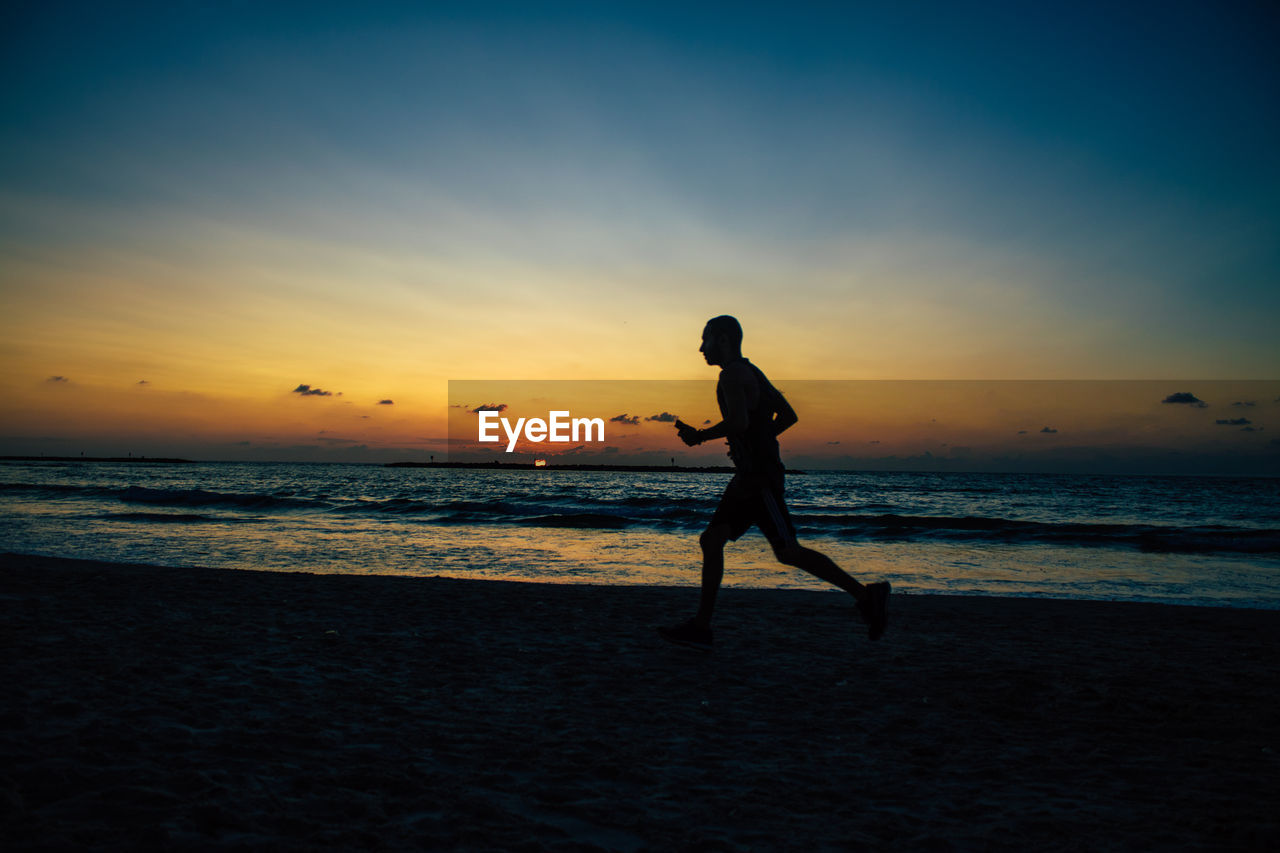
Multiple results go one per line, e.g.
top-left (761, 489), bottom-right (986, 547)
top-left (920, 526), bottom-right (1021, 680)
top-left (438, 380), bottom-right (1280, 476)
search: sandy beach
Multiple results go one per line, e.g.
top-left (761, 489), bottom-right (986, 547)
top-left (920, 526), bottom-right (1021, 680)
top-left (2, 552), bottom-right (1277, 851)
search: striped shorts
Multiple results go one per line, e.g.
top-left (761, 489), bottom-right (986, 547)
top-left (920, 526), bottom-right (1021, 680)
top-left (710, 470), bottom-right (797, 552)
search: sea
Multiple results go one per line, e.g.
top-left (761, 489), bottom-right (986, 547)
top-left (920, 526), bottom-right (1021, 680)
top-left (2, 460), bottom-right (1278, 609)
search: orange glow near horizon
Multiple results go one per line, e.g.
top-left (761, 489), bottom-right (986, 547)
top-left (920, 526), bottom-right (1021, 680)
top-left (444, 380), bottom-right (1280, 472)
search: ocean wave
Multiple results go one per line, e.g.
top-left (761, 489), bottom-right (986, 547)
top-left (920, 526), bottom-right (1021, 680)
top-left (109, 491), bottom-right (1280, 552)
top-left (606, 495), bottom-right (708, 509)
top-left (819, 514), bottom-right (1280, 554)
top-left (8, 470), bottom-right (1276, 557)
top-left (0, 482), bottom-right (119, 498)
top-left (120, 486), bottom-right (315, 510)
top-left (98, 511), bottom-right (225, 523)
top-left (522, 513), bottom-right (633, 529)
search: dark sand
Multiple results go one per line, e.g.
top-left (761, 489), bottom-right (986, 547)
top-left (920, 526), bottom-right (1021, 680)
top-left (2, 553), bottom-right (1278, 851)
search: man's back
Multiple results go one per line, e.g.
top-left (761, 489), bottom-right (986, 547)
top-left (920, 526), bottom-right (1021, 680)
top-left (717, 358), bottom-right (785, 475)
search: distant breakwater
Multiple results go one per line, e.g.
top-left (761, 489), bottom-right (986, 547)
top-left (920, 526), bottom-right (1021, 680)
top-left (385, 461), bottom-right (742, 473)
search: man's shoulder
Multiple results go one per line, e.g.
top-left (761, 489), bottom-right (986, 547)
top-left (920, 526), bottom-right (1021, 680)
top-left (719, 359), bottom-right (761, 381)
top-left (723, 359), bottom-right (777, 392)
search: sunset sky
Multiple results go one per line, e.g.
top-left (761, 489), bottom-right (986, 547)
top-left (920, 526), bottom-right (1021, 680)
top-left (2, 2), bottom-right (1277, 466)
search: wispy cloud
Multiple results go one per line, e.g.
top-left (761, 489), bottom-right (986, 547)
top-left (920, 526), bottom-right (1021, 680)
top-left (293, 384), bottom-right (334, 397)
top-left (1040, 426), bottom-right (1058, 434)
top-left (46, 376), bottom-right (69, 384)
top-left (610, 413), bottom-right (640, 425)
top-left (646, 412), bottom-right (678, 423)
top-left (468, 403), bottom-right (507, 413)
top-left (377, 399), bottom-right (394, 405)
top-left (1215, 418), bottom-right (1252, 426)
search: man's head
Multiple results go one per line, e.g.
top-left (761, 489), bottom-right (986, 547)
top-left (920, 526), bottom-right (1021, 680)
top-left (700, 315), bottom-right (743, 366)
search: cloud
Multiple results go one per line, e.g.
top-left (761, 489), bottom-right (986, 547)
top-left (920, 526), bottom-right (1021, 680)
top-left (1040, 426), bottom-right (1058, 434)
top-left (1017, 430), bottom-right (1028, 435)
top-left (826, 441), bottom-right (841, 445)
top-left (378, 399), bottom-right (394, 406)
top-left (1232, 401), bottom-right (1256, 408)
top-left (468, 403), bottom-right (508, 413)
top-left (646, 412), bottom-right (678, 423)
top-left (610, 413), bottom-right (640, 425)
top-left (46, 376), bottom-right (69, 384)
top-left (869, 440), bottom-right (881, 445)
top-left (1162, 392), bottom-right (1207, 408)
top-left (136, 380), bottom-right (150, 386)
top-left (1241, 426), bottom-right (1263, 432)
top-left (293, 384), bottom-right (334, 397)
top-left (703, 419), bottom-right (712, 425)
top-left (1215, 418), bottom-right (1252, 426)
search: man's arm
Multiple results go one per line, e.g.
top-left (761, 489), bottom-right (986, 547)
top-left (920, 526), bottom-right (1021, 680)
top-left (770, 386), bottom-right (797, 436)
top-left (676, 367), bottom-right (750, 446)
top-left (677, 416), bottom-right (732, 447)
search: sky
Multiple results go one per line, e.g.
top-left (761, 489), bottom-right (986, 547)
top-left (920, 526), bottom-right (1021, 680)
top-left (1, 1), bottom-right (1277, 467)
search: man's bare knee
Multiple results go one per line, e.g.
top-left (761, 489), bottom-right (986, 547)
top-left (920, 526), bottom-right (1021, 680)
top-left (773, 542), bottom-right (806, 566)
top-left (701, 524), bottom-right (731, 551)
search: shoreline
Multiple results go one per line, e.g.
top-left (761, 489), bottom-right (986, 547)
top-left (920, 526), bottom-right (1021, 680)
top-left (3, 552), bottom-right (1278, 849)
top-left (5, 547), bottom-right (1278, 613)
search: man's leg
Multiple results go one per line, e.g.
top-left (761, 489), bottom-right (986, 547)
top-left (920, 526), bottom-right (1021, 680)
top-left (695, 522), bottom-right (732, 627)
top-left (658, 521), bottom-right (731, 650)
top-left (774, 542), bottom-right (865, 601)
top-left (761, 487), bottom-right (890, 639)
top-left (756, 486), bottom-right (865, 600)
top-left (775, 542), bottom-right (890, 640)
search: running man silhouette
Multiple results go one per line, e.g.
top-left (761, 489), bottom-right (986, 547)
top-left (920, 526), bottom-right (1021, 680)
top-left (659, 315), bottom-right (890, 650)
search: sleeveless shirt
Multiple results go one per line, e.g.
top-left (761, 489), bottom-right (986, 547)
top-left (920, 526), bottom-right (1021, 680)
top-left (717, 359), bottom-right (784, 475)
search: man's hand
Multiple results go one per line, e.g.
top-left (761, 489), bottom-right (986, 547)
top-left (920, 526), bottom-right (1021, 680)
top-left (675, 419), bottom-right (702, 447)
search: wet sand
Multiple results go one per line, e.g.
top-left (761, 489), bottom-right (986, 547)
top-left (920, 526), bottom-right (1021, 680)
top-left (2, 552), bottom-right (1277, 851)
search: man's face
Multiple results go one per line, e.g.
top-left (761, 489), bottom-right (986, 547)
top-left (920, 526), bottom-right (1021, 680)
top-left (700, 326), bottom-right (723, 366)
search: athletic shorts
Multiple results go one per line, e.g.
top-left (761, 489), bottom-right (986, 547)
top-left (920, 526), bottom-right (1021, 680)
top-left (710, 471), bottom-right (797, 551)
